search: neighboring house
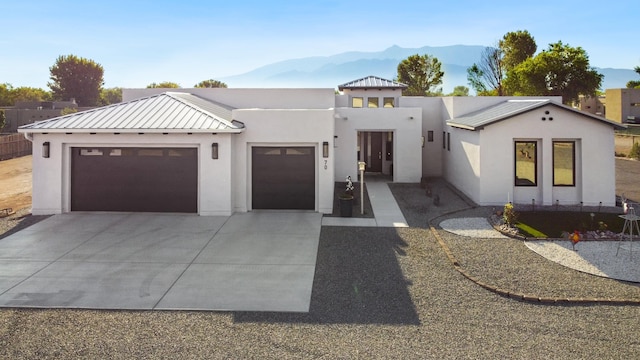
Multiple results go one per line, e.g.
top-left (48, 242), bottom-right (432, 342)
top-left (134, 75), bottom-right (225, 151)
top-left (2, 100), bottom-right (78, 133)
top-left (19, 76), bottom-right (625, 216)
top-left (605, 88), bottom-right (640, 124)
top-left (575, 94), bottom-right (605, 118)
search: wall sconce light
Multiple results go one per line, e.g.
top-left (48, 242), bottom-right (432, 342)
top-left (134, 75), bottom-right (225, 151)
top-left (42, 141), bottom-right (50, 158)
top-left (323, 141), bottom-right (329, 158)
top-left (211, 143), bottom-right (218, 159)
top-left (333, 135), bottom-right (338, 148)
top-left (421, 136), bottom-right (425, 148)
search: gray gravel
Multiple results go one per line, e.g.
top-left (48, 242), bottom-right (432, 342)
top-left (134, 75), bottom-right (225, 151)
top-left (2, 183), bottom-right (640, 358)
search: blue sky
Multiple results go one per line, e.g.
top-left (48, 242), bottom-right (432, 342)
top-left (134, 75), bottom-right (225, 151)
top-left (2, 0), bottom-right (639, 89)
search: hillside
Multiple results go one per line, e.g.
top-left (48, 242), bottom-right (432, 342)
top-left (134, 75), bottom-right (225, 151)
top-left (219, 45), bottom-right (636, 92)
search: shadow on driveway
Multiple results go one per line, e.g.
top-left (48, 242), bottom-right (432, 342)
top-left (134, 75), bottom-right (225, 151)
top-left (234, 227), bottom-right (420, 325)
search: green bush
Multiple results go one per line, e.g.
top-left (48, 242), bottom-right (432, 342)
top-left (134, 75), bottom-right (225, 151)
top-left (503, 202), bottom-right (518, 227)
top-left (629, 142), bottom-right (640, 160)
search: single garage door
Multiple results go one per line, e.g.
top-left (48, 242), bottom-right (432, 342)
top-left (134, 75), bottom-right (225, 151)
top-left (252, 147), bottom-right (315, 210)
top-left (71, 147), bottom-right (197, 213)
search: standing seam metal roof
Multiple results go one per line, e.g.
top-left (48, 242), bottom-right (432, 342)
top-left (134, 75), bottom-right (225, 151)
top-left (18, 92), bottom-right (243, 133)
top-left (338, 75), bottom-right (408, 90)
top-left (446, 99), bottom-right (627, 131)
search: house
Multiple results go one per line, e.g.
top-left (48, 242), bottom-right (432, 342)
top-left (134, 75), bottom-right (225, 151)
top-left (19, 76), bottom-right (625, 216)
top-left (2, 100), bottom-right (79, 133)
top-left (605, 88), bottom-right (640, 124)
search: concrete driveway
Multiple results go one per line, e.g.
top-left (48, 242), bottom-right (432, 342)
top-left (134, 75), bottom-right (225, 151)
top-left (0, 212), bottom-right (321, 312)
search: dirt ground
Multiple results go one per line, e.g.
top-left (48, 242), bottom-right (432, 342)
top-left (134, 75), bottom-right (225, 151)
top-left (0, 154), bottom-right (638, 215)
top-left (0, 155), bottom-right (32, 214)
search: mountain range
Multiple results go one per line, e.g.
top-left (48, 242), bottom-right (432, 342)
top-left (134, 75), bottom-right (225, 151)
top-left (219, 45), bottom-right (636, 93)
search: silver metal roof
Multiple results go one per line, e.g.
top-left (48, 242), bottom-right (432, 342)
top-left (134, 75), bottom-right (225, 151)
top-left (338, 76), bottom-right (407, 90)
top-left (446, 99), bottom-right (626, 131)
top-left (19, 92), bottom-right (244, 133)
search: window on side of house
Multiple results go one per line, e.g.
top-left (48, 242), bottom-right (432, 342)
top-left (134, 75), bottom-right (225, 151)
top-left (368, 97), bottom-right (379, 108)
top-left (515, 141), bottom-right (537, 186)
top-left (442, 132), bottom-right (446, 149)
top-left (427, 130), bottom-right (434, 142)
top-left (447, 132), bottom-right (450, 151)
top-left (383, 97), bottom-right (395, 108)
top-left (553, 141), bottom-right (575, 186)
top-left (352, 97), bottom-right (363, 108)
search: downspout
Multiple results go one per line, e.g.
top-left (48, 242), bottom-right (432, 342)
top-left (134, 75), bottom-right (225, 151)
top-left (22, 132), bottom-right (34, 142)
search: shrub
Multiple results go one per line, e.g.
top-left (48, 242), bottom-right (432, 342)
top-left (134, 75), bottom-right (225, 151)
top-left (503, 202), bottom-right (519, 227)
top-left (629, 142), bottom-right (640, 160)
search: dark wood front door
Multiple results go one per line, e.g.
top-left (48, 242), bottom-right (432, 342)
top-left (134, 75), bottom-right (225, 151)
top-left (71, 147), bottom-right (198, 213)
top-left (252, 146), bottom-right (315, 210)
top-left (368, 132), bottom-right (383, 172)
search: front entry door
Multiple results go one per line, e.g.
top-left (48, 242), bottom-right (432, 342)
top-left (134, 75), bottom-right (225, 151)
top-left (368, 132), bottom-right (383, 172)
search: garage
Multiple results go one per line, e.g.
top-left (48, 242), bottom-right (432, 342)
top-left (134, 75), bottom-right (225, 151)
top-left (252, 146), bottom-right (315, 210)
top-left (71, 147), bottom-right (198, 213)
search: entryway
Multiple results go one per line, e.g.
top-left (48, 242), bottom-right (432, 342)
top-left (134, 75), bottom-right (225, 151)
top-left (358, 131), bottom-right (393, 175)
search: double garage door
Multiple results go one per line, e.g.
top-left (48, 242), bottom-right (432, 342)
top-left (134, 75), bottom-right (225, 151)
top-left (71, 146), bottom-right (316, 213)
top-left (71, 147), bottom-right (198, 213)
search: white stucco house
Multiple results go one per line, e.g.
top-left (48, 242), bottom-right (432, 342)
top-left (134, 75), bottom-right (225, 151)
top-left (19, 76), bottom-right (625, 216)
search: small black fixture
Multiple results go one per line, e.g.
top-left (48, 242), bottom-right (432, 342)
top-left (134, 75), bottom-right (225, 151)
top-left (211, 143), bottom-right (219, 159)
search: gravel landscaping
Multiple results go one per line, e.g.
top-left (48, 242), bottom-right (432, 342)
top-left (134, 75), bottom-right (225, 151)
top-left (2, 180), bottom-right (640, 358)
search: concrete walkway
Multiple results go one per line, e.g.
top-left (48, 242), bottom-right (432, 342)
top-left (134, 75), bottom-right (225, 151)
top-left (0, 212), bottom-right (321, 312)
top-left (322, 179), bottom-right (408, 228)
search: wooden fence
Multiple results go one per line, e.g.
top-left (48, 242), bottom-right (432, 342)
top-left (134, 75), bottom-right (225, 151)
top-left (0, 133), bottom-right (32, 161)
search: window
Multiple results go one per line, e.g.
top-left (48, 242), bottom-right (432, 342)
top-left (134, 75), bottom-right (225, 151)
top-left (383, 97), bottom-right (395, 108)
top-left (447, 133), bottom-right (450, 151)
top-left (442, 132), bottom-right (446, 149)
top-left (367, 97), bottom-right (379, 108)
top-left (514, 141), bottom-right (537, 186)
top-left (352, 97), bottom-right (363, 108)
top-left (427, 130), bottom-right (434, 142)
top-left (553, 141), bottom-right (575, 186)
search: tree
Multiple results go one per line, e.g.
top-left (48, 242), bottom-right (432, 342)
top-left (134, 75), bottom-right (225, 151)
top-left (60, 107), bottom-right (78, 115)
top-left (447, 86), bottom-right (469, 96)
top-left (147, 82), bottom-right (180, 88)
top-left (467, 47), bottom-right (505, 95)
top-left (505, 41), bottom-right (603, 104)
top-left (626, 66), bottom-right (640, 88)
top-left (397, 54), bottom-right (444, 96)
top-left (0, 83), bottom-right (13, 106)
top-left (0, 110), bottom-right (5, 132)
top-left (499, 30), bottom-right (537, 71)
top-left (100, 87), bottom-right (122, 105)
top-left (194, 79), bottom-right (227, 88)
top-left (48, 55), bottom-right (104, 106)
top-left (10, 87), bottom-right (51, 103)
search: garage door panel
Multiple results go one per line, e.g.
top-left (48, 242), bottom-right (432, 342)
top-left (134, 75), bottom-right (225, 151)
top-left (72, 147), bottom-right (197, 213)
top-left (252, 147), bottom-right (315, 210)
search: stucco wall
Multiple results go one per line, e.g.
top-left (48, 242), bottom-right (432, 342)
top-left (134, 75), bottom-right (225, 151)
top-left (442, 126), bottom-right (481, 203)
top-left (231, 108), bottom-right (335, 214)
top-left (334, 107), bottom-right (422, 183)
top-left (29, 132), bottom-right (234, 216)
top-left (399, 97), bottom-right (444, 177)
top-left (476, 104), bottom-right (616, 207)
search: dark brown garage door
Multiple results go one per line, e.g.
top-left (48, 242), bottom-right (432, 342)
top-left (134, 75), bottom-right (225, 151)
top-left (252, 147), bottom-right (315, 210)
top-left (71, 147), bottom-right (197, 213)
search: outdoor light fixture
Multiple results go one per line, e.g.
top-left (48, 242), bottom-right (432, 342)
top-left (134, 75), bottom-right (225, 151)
top-left (323, 141), bottom-right (329, 158)
top-left (211, 143), bottom-right (219, 159)
top-left (42, 142), bottom-right (50, 158)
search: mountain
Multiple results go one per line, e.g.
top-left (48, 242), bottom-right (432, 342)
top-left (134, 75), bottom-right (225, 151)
top-left (219, 45), bottom-right (636, 93)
